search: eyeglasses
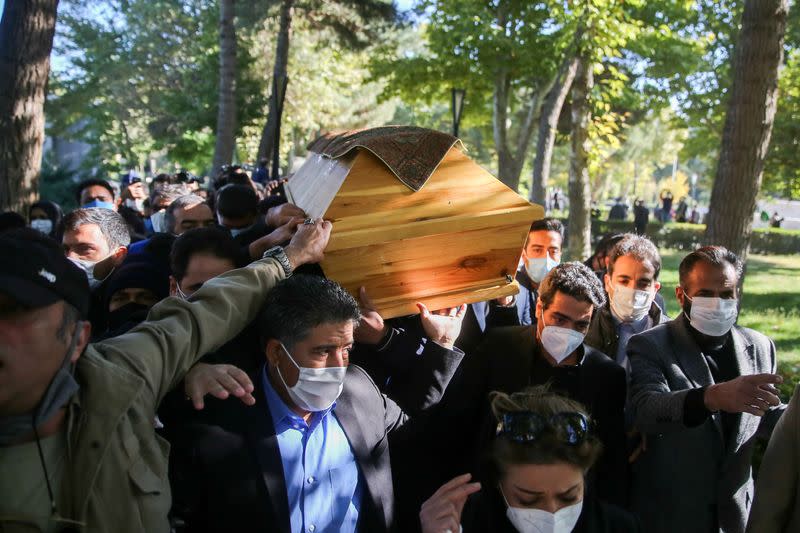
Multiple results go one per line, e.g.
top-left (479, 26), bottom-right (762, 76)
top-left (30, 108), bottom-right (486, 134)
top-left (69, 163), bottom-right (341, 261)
top-left (496, 411), bottom-right (590, 445)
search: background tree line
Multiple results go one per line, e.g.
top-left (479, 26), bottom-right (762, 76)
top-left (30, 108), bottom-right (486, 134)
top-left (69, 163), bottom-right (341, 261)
top-left (0, 0), bottom-right (794, 266)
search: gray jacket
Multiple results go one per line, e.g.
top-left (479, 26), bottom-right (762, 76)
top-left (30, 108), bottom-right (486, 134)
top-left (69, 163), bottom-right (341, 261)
top-left (628, 316), bottom-right (784, 533)
top-left (746, 384), bottom-right (800, 533)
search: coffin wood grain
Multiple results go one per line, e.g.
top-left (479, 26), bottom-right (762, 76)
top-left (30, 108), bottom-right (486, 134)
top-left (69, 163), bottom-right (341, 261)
top-left (290, 143), bottom-right (543, 318)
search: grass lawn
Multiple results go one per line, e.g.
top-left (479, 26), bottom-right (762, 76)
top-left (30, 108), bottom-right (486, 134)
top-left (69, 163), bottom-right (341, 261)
top-left (658, 249), bottom-right (800, 393)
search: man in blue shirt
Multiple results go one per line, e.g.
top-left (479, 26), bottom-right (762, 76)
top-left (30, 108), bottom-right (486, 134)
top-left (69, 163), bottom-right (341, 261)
top-left (167, 273), bottom-right (466, 533)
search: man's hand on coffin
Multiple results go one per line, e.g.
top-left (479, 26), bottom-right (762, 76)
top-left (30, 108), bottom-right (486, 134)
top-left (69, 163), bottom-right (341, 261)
top-left (248, 217), bottom-right (305, 259)
top-left (417, 302), bottom-right (468, 350)
top-left (284, 218), bottom-right (332, 268)
top-left (184, 363), bottom-right (256, 410)
top-left (266, 202), bottom-right (306, 228)
top-left (354, 287), bottom-right (388, 345)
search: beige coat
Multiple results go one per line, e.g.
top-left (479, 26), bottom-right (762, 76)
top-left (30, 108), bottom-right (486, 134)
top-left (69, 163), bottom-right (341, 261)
top-left (57, 258), bottom-right (285, 532)
top-left (746, 384), bottom-right (800, 533)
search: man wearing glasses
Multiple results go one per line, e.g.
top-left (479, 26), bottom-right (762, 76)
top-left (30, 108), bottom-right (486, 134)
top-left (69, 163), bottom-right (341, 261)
top-left (628, 246), bottom-right (785, 533)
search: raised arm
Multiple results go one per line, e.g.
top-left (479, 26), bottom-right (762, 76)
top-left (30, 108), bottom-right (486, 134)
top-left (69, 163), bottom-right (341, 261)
top-left (629, 333), bottom-right (696, 434)
top-left (93, 220), bottom-right (331, 407)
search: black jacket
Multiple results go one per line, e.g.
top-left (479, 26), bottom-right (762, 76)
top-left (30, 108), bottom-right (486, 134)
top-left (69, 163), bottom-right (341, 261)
top-left (167, 346), bottom-right (463, 533)
top-left (419, 326), bottom-right (628, 507)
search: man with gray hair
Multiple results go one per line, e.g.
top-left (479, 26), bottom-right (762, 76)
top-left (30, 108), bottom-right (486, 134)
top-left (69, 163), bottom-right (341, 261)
top-left (164, 194), bottom-right (215, 236)
top-left (62, 207), bottom-right (131, 290)
top-left (148, 183), bottom-right (192, 234)
top-left (62, 207), bottom-right (132, 336)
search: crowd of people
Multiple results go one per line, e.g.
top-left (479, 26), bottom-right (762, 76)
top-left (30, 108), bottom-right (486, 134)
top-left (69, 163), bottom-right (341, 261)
top-left (0, 164), bottom-right (797, 533)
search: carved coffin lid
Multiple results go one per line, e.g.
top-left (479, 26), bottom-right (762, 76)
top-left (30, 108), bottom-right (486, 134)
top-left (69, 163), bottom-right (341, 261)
top-left (287, 126), bottom-right (543, 319)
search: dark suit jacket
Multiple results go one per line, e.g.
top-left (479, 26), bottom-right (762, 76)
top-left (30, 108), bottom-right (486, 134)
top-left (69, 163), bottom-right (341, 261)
top-left (418, 326), bottom-right (628, 506)
top-left (167, 348), bottom-right (463, 533)
top-left (629, 316), bottom-right (785, 533)
top-left (451, 268), bottom-right (538, 355)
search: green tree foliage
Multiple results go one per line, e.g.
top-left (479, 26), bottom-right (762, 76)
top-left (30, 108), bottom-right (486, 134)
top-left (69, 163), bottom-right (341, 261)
top-left (46, 0), bottom-right (398, 178)
top-left (48, 0), bottom-right (266, 175)
top-left (373, 0), bottom-right (701, 195)
top-left (763, 44), bottom-right (800, 199)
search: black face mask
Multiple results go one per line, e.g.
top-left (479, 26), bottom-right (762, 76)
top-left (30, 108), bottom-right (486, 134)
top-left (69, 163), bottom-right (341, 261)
top-left (107, 302), bottom-right (151, 332)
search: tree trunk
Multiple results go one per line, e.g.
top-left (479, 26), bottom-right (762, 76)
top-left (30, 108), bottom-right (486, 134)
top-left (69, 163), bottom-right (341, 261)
top-left (256, 0), bottom-right (293, 163)
top-left (492, 66), bottom-right (514, 187)
top-left (704, 0), bottom-right (788, 267)
top-left (0, 0), bottom-right (59, 213)
top-left (492, 65), bottom-right (550, 192)
top-left (567, 57), bottom-right (593, 261)
top-left (530, 55), bottom-right (580, 207)
top-left (212, 0), bottom-right (237, 173)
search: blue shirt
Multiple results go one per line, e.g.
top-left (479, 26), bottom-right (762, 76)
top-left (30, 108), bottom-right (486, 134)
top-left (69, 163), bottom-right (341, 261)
top-left (262, 368), bottom-right (362, 533)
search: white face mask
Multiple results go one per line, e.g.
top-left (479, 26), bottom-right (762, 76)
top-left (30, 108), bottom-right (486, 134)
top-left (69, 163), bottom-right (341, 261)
top-left (525, 254), bottom-right (560, 284)
top-left (502, 487), bottom-right (583, 533)
top-left (229, 224), bottom-right (255, 238)
top-left (275, 343), bottom-right (346, 412)
top-left (125, 198), bottom-right (145, 212)
top-left (150, 210), bottom-right (167, 233)
top-left (609, 284), bottom-right (654, 323)
top-left (69, 255), bottom-right (114, 290)
top-left (30, 219), bottom-right (53, 235)
top-left (539, 309), bottom-right (585, 364)
top-left (686, 295), bottom-right (738, 337)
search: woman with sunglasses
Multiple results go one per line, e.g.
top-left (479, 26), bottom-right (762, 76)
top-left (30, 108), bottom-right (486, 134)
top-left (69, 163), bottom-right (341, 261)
top-left (420, 386), bottom-right (639, 533)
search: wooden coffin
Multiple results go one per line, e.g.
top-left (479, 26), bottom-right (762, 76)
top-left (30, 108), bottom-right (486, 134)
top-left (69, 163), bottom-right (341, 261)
top-left (287, 127), bottom-right (543, 319)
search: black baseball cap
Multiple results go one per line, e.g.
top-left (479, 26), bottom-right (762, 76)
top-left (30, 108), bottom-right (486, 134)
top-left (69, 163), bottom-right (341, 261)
top-left (0, 229), bottom-right (90, 317)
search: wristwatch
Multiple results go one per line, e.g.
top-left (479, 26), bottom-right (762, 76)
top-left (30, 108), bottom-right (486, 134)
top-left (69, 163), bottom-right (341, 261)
top-left (262, 246), bottom-right (293, 278)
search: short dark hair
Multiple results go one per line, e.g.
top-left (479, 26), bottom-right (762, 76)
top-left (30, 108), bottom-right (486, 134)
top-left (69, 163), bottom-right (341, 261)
top-left (169, 227), bottom-right (239, 282)
top-left (539, 262), bottom-right (606, 309)
top-left (488, 386), bottom-right (603, 481)
top-left (607, 234), bottom-right (662, 279)
top-left (0, 211), bottom-right (26, 233)
top-left (258, 275), bottom-right (361, 350)
top-left (216, 184), bottom-right (257, 219)
top-left (591, 232), bottom-right (626, 261)
top-left (62, 208), bottom-right (131, 249)
top-left (678, 245), bottom-right (743, 287)
top-left (530, 217), bottom-right (564, 239)
top-left (75, 178), bottom-right (115, 204)
top-left (153, 173), bottom-right (173, 186)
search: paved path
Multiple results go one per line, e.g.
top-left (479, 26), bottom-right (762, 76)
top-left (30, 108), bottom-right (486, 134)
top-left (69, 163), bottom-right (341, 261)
top-left (756, 199), bottom-right (800, 230)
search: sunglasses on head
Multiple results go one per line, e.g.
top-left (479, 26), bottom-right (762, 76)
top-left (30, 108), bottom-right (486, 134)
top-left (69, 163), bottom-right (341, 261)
top-left (496, 411), bottom-right (590, 446)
